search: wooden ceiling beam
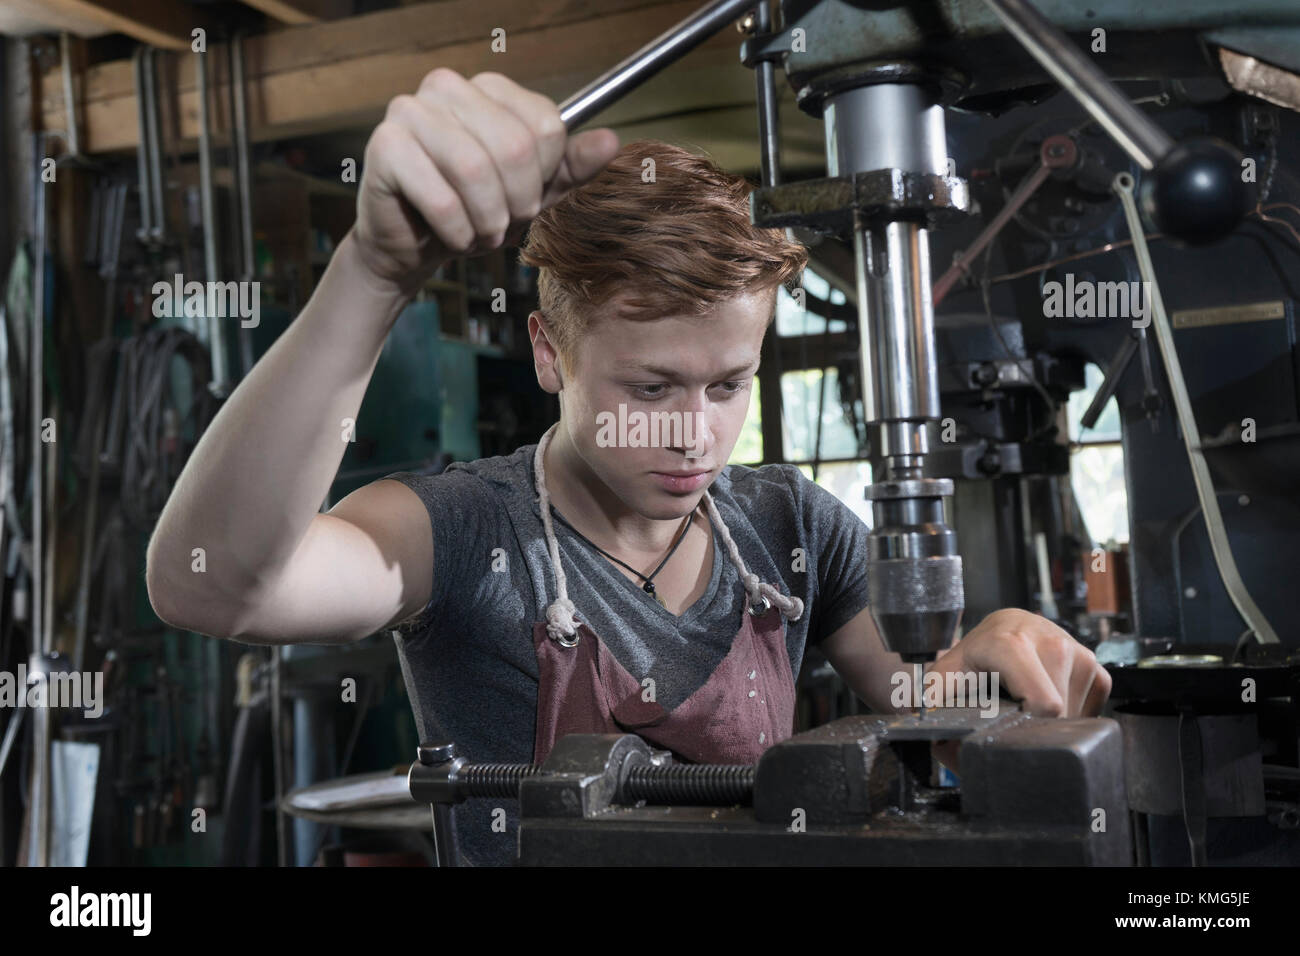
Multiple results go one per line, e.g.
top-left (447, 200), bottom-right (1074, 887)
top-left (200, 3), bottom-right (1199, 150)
top-left (27, 0), bottom-right (217, 50)
top-left (38, 0), bottom-right (775, 155)
top-left (237, 0), bottom-right (352, 26)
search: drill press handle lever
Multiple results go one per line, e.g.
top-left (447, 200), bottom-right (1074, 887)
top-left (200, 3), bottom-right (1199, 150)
top-left (984, 0), bottom-right (1255, 244)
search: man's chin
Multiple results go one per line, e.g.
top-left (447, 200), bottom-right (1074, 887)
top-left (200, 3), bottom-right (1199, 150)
top-left (615, 482), bottom-right (708, 521)
top-left (647, 486), bottom-right (713, 517)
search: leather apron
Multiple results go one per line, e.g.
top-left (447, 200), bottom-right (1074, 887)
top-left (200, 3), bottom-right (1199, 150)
top-left (530, 574), bottom-right (796, 766)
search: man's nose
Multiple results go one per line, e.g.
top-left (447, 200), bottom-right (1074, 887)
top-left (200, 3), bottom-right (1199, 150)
top-left (673, 392), bottom-right (714, 459)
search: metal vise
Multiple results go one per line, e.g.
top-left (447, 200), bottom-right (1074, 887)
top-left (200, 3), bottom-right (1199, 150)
top-left (411, 709), bottom-right (1131, 865)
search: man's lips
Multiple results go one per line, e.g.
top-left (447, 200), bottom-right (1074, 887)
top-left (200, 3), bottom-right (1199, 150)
top-left (650, 468), bottom-right (713, 493)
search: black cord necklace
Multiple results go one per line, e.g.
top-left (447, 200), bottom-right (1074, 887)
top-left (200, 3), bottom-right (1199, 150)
top-left (553, 509), bottom-right (696, 607)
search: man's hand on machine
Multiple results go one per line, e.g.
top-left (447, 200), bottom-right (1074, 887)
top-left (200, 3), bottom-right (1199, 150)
top-left (925, 608), bottom-right (1111, 772)
top-left (928, 608), bottom-right (1111, 719)
top-left (349, 68), bottom-right (621, 298)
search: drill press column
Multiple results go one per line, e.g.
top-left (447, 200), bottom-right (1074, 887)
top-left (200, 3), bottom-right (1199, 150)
top-left (824, 82), bottom-right (966, 668)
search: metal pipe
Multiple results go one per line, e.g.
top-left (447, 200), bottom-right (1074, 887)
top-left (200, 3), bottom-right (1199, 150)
top-left (983, 0), bottom-right (1174, 170)
top-left (196, 46), bottom-right (230, 394)
top-left (27, 658), bottom-right (50, 866)
top-left (1080, 333), bottom-right (1137, 431)
top-left (559, 0), bottom-right (756, 130)
top-left (754, 0), bottom-right (780, 188)
top-left (29, 138), bottom-right (51, 866)
top-left (231, 35), bottom-right (255, 283)
top-left (0, 707), bottom-right (22, 781)
top-left (143, 48), bottom-right (166, 242)
top-left (854, 220), bottom-right (940, 463)
top-left (231, 33), bottom-right (257, 378)
top-left (30, 137), bottom-right (46, 661)
top-left (132, 48), bottom-right (153, 243)
top-left (271, 646), bottom-right (289, 866)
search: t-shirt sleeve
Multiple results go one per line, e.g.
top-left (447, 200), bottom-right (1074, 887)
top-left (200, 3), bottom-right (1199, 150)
top-left (380, 467), bottom-right (505, 636)
top-left (783, 467), bottom-right (872, 647)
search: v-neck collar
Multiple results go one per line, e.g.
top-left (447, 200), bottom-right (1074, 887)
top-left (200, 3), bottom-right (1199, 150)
top-left (546, 505), bottom-right (723, 627)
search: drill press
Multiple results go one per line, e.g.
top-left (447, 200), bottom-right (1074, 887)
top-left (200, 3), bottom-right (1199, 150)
top-left (827, 82), bottom-right (967, 709)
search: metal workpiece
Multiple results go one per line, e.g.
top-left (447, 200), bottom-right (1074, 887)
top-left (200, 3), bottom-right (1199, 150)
top-left (511, 713), bottom-right (1131, 866)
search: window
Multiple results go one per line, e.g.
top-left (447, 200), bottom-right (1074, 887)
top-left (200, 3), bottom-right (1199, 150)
top-left (1066, 362), bottom-right (1129, 545)
top-left (776, 267), bottom-right (848, 336)
top-left (780, 367), bottom-right (859, 461)
top-left (796, 461), bottom-right (874, 527)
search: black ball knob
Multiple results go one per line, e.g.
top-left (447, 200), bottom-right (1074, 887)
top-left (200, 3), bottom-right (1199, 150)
top-left (1138, 136), bottom-right (1255, 245)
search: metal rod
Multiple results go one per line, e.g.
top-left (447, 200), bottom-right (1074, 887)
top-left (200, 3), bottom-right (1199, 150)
top-left (271, 647), bottom-right (290, 866)
top-left (231, 33), bottom-right (257, 378)
top-left (0, 707), bottom-right (23, 781)
top-left (30, 137), bottom-right (46, 660)
top-left (231, 35), bottom-right (255, 282)
top-left (1080, 333), bottom-right (1136, 431)
top-left (753, 0), bottom-right (780, 188)
top-left (28, 661), bottom-right (50, 866)
top-left (132, 48), bottom-right (153, 242)
top-left (143, 48), bottom-right (166, 242)
top-left (196, 46), bottom-right (230, 394)
top-left (559, 0), bottom-right (756, 130)
top-left (983, 0), bottom-right (1174, 169)
top-left (933, 160), bottom-right (1052, 305)
top-left (431, 804), bottom-right (459, 867)
top-left (28, 137), bottom-right (51, 867)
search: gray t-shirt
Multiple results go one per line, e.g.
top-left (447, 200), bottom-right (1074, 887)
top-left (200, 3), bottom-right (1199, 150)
top-left (384, 443), bottom-right (871, 865)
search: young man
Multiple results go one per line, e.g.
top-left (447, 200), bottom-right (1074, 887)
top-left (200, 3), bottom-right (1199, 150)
top-left (147, 68), bottom-right (1111, 866)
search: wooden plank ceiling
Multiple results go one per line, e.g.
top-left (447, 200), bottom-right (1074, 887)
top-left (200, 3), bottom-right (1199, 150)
top-left (22, 0), bottom-right (824, 174)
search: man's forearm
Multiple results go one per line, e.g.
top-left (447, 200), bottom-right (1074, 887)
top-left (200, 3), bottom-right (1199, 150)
top-left (147, 229), bottom-right (415, 630)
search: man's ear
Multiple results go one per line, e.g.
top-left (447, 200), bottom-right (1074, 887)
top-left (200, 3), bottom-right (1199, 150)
top-left (529, 310), bottom-right (564, 393)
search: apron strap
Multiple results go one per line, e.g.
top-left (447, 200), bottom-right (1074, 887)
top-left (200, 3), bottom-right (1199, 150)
top-left (533, 423), bottom-right (804, 646)
top-left (699, 489), bottom-right (804, 622)
top-left (533, 427), bottom-right (581, 644)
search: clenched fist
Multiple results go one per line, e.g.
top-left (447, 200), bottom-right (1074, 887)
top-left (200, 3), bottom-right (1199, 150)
top-left (351, 68), bottom-right (620, 296)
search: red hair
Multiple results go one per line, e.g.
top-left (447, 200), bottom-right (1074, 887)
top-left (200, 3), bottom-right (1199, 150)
top-left (519, 139), bottom-right (807, 360)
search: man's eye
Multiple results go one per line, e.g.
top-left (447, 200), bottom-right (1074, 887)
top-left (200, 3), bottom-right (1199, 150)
top-left (717, 381), bottom-right (749, 394)
top-left (632, 384), bottom-right (668, 399)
